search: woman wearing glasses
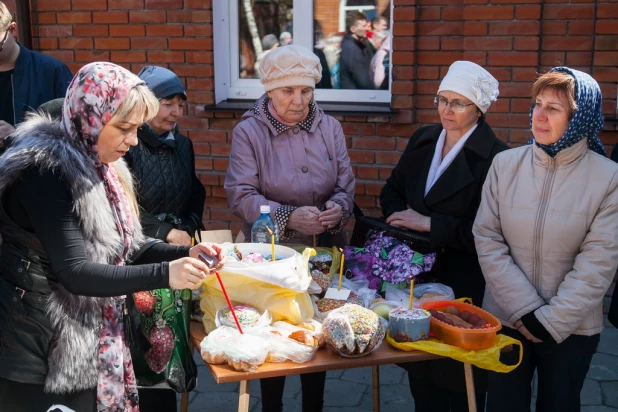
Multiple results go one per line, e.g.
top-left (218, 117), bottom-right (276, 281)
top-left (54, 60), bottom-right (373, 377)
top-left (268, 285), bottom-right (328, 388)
top-left (380, 61), bottom-right (508, 411)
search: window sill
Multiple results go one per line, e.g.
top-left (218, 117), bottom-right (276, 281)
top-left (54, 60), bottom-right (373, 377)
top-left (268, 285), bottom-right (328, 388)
top-left (204, 100), bottom-right (399, 117)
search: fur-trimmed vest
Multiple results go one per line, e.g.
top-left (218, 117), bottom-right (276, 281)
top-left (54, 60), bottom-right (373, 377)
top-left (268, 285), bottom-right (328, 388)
top-left (0, 114), bottom-right (144, 393)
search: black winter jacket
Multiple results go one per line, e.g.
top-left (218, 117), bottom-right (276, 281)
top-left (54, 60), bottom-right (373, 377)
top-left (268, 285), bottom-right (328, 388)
top-left (381, 121), bottom-right (508, 393)
top-left (0, 116), bottom-right (186, 390)
top-left (380, 121), bottom-right (509, 306)
top-left (126, 126), bottom-right (206, 240)
top-left (339, 33), bottom-right (374, 90)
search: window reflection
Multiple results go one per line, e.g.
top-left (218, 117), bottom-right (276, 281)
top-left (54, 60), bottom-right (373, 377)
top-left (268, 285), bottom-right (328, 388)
top-left (238, 0), bottom-right (391, 91)
top-left (314, 0), bottom-right (391, 90)
top-left (238, 0), bottom-right (293, 79)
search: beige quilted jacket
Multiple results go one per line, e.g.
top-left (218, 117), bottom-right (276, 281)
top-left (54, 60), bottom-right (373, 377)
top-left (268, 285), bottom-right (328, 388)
top-left (473, 138), bottom-right (618, 343)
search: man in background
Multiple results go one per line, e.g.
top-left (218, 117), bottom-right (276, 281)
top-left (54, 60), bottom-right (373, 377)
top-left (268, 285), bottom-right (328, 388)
top-left (339, 11), bottom-right (374, 89)
top-left (372, 16), bottom-right (388, 34)
top-left (0, 1), bottom-right (72, 149)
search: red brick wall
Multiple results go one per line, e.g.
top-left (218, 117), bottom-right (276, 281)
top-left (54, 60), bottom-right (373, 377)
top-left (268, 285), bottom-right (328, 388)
top-left (3, 0), bottom-right (15, 12)
top-left (17, 0), bottom-right (618, 234)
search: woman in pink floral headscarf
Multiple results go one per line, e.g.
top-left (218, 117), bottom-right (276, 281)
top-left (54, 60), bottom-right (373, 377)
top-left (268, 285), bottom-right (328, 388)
top-left (0, 62), bottom-right (226, 412)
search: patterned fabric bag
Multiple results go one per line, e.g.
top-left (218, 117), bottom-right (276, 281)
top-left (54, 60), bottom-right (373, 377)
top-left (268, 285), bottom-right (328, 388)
top-left (130, 288), bottom-right (197, 393)
top-left (344, 231), bottom-right (436, 294)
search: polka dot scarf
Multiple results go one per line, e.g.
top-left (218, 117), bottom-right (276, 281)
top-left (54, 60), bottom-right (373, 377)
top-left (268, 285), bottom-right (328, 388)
top-left (528, 67), bottom-right (606, 157)
top-left (252, 95), bottom-right (316, 134)
top-left (62, 62), bottom-right (144, 411)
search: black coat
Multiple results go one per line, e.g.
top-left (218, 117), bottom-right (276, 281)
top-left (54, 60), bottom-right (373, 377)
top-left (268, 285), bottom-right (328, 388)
top-left (383, 121), bottom-right (508, 394)
top-left (380, 121), bottom-right (509, 307)
top-left (126, 126), bottom-right (206, 240)
top-left (339, 33), bottom-right (374, 90)
top-left (314, 48), bottom-right (332, 89)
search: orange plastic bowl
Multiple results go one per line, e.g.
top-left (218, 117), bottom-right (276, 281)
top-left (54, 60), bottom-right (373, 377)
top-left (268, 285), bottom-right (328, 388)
top-left (420, 300), bottom-right (502, 350)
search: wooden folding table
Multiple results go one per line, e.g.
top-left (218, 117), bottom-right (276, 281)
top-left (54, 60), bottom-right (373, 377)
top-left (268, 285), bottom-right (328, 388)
top-left (189, 321), bottom-right (479, 412)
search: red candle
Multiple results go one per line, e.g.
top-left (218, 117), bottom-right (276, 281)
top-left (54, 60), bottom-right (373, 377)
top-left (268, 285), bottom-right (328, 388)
top-left (215, 271), bottom-right (243, 334)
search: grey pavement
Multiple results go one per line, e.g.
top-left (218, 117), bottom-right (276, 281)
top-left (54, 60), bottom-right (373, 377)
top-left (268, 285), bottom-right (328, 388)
top-left (177, 297), bottom-right (618, 412)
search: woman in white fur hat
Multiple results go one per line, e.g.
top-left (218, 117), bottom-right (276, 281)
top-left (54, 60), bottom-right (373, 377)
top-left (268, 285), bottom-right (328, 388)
top-left (380, 61), bottom-right (508, 411)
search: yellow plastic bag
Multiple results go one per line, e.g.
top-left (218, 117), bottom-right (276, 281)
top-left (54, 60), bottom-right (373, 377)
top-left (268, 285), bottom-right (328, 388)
top-left (200, 246), bottom-right (315, 333)
top-left (386, 333), bottom-right (523, 373)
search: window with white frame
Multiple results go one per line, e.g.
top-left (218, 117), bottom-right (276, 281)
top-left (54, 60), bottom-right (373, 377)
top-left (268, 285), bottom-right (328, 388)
top-left (213, 0), bottom-right (393, 104)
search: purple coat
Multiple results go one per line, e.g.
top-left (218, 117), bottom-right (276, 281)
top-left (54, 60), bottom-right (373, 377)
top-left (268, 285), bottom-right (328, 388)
top-left (225, 94), bottom-right (355, 245)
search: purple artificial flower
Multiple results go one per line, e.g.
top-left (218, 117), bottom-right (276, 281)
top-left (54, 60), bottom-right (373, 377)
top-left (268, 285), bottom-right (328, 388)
top-left (423, 253), bottom-right (436, 270)
top-left (365, 232), bottom-right (394, 258)
top-left (377, 244), bottom-right (415, 284)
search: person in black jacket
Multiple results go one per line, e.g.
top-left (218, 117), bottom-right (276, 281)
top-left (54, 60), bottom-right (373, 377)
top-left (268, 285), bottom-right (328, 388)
top-left (126, 66), bottom-right (206, 246)
top-left (0, 1), bottom-right (72, 150)
top-left (339, 10), bottom-right (374, 89)
top-left (0, 62), bottom-right (224, 412)
top-left (380, 61), bottom-right (508, 412)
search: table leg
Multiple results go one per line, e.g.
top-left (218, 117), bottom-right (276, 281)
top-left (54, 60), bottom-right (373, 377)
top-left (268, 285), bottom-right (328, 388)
top-left (238, 380), bottom-right (251, 412)
top-left (463, 363), bottom-right (477, 412)
top-left (372, 365), bottom-right (380, 412)
top-left (180, 392), bottom-right (190, 412)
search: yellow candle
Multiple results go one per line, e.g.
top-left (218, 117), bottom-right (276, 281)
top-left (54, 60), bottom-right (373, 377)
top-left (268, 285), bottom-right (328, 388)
top-left (191, 237), bottom-right (195, 247)
top-left (409, 278), bottom-right (414, 310)
top-left (267, 227), bottom-right (275, 261)
top-left (338, 248), bottom-right (344, 291)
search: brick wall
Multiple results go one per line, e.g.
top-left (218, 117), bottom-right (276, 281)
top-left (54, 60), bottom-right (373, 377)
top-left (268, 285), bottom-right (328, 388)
top-left (4, 0), bottom-right (14, 13)
top-left (18, 0), bottom-right (618, 235)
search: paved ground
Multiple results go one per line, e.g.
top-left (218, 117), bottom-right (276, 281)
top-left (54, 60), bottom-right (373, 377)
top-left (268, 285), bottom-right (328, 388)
top-left (178, 296), bottom-right (618, 411)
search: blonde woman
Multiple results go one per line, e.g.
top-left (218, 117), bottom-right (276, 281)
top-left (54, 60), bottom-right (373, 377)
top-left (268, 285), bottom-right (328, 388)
top-left (0, 62), bottom-right (225, 411)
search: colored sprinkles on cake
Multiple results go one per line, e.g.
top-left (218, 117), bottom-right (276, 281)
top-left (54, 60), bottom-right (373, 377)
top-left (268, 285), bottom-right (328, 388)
top-left (222, 305), bottom-right (261, 326)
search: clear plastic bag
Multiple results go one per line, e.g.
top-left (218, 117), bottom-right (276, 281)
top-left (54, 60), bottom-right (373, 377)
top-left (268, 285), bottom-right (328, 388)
top-left (307, 279), bottom-right (323, 295)
top-left (339, 277), bottom-right (381, 307)
top-left (264, 330), bottom-right (318, 363)
top-left (199, 326), bottom-right (240, 365)
top-left (214, 305), bottom-right (272, 330)
top-left (341, 277), bottom-right (369, 292)
top-left (200, 325), bottom-right (269, 372)
top-left (224, 333), bottom-right (270, 372)
top-left (384, 283), bottom-right (454, 308)
top-left (200, 320), bottom-right (319, 370)
top-left (414, 283), bottom-right (455, 305)
top-left (271, 320), bottom-right (324, 348)
top-left (322, 304), bottom-right (387, 358)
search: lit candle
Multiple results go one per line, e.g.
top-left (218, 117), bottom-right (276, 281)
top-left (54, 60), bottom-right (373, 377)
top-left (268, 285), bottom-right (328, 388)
top-left (338, 248), bottom-right (345, 291)
top-left (409, 278), bottom-right (414, 310)
top-left (267, 227), bottom-right (275, 261)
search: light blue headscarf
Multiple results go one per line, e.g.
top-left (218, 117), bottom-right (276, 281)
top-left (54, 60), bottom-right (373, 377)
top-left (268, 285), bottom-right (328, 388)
top-left (527, 67), bottom-right (605, 157)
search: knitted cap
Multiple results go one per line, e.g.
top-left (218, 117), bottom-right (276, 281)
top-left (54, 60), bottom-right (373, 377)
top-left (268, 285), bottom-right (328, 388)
top-left (438, 61), bottom-right (499, 113)
top-left (137, 66), bottom-right (187, 100)
top-left (259, 45), bottom-right (322, 91)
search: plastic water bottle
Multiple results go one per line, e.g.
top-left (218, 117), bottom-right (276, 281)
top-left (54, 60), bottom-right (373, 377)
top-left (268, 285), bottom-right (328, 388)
top-left (251, 205), bottom-right (279, 244)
